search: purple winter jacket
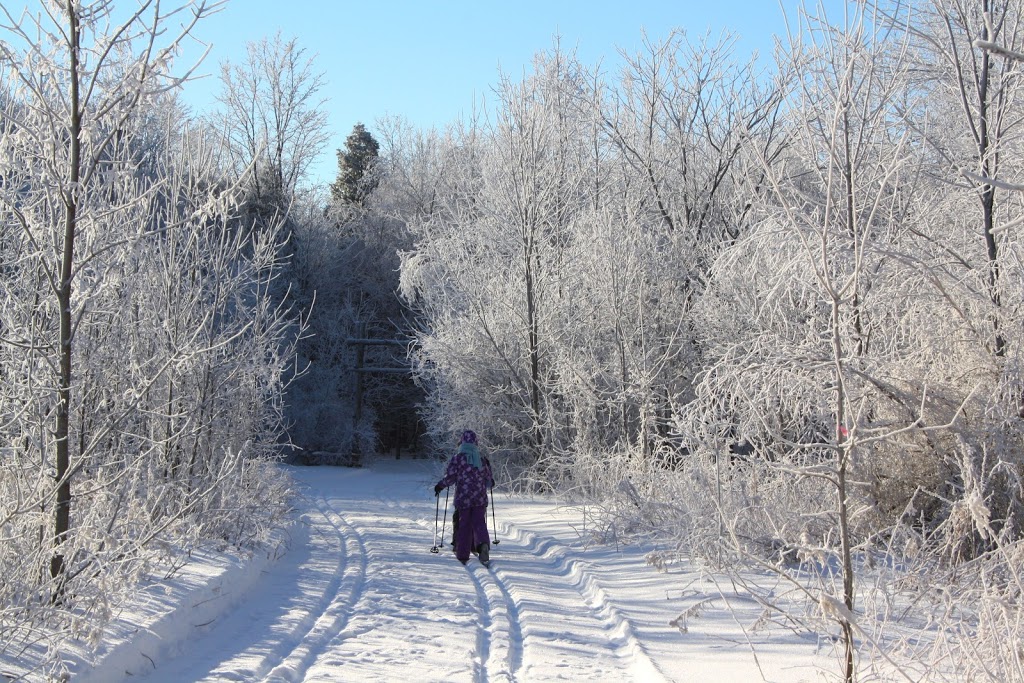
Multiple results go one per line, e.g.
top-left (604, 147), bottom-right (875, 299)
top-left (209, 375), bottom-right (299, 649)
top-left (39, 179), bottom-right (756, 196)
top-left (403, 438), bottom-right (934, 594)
top-left (437, 451), bottom-right (494, 509)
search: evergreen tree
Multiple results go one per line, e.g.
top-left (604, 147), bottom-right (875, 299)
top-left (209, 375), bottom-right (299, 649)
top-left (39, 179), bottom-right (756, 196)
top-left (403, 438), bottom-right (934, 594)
top-left (331, 123), bottom-right (381, 206)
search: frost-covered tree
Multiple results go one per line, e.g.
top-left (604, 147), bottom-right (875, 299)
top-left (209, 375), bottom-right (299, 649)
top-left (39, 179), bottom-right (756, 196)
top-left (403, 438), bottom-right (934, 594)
top-left (213, 31), bottom-right (329, 219)
top-left (0, 0), bottom-right (220, 604)
top-left (397, 33), bottom-right (785, 486)
top-left (331, 122), bottom-right (381, 209)
top-left (579, 29), bottom-right (787, 470)
top-left (0, 2), bottom-right (298, 676)
top-left (731, 11), bottom-right (914, 676)
top-left (209, 31), bottom-right (342, 460)
top-left (890, 0), bottom-right (1024, 359)
top-left (400, 45), bottom-right (596, 477)
top-left (604, 29), bottom-right (787, 242)
top-left (287, 117), bottom-right (422, 461)
top-left (664, 2), bottom-right (1024, 679)
top-left (868, 0), bottom-right (1024, 676)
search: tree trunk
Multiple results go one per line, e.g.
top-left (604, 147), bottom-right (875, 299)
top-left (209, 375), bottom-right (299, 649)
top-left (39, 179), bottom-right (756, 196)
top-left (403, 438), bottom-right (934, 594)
top-left (833, 293), bottom-right (856, 683)
top-left (977, 0), bottom-right (1005, 357)
top-left (524, 239), bottom-right (543, 459)
top-left (51, 1), bottom-right (82, 603)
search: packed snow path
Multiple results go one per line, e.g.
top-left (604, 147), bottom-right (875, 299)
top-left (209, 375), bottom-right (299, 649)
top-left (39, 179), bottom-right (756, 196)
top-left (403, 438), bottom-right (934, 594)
top-left (79, 459), bottom-right (829, 682)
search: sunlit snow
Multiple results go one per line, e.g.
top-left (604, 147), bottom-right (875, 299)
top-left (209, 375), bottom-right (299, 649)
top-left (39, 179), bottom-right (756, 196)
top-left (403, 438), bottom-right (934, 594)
top-left (59, 458), bottom-right (836, 682)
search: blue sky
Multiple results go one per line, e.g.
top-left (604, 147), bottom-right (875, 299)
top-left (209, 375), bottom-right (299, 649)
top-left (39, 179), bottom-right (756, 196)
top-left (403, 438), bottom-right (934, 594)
top-left (175, 0), bottom-right (845, 184)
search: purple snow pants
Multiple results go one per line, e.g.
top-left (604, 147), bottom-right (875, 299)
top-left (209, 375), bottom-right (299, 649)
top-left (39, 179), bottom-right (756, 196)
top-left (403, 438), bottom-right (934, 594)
top-left (455, 505), bottom-right (490, 563)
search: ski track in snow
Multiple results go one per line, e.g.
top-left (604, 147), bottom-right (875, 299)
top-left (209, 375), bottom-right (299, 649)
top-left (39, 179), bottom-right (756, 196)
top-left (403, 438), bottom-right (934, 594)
top-left (467, 561), bottom-right (524, 682)
top-left (70, 458), bottom-right (823, 683)
top-left (121, 487), bottom-right (370, 683)
top-left (375, 471), bottom-right (665, 683)
top-left (261, 494), bottom-right (369, 682)
top-left (488, 520), bottom-right (668, 683)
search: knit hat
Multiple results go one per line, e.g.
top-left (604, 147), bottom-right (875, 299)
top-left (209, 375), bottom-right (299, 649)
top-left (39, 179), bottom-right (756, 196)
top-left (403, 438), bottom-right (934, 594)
top-left (461, 429), bottom-right (477, 445)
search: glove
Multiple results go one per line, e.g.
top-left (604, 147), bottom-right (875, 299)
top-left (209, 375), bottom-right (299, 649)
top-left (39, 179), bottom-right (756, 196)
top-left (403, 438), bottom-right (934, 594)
top-left (434, 484), bottom-right (444, 496)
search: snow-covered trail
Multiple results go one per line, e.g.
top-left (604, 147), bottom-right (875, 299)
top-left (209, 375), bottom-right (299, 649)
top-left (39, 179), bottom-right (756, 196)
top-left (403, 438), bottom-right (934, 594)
top-left (105, 459), bottom-right (670, 683)
top-left (75, 458), bottom-right (830, 683)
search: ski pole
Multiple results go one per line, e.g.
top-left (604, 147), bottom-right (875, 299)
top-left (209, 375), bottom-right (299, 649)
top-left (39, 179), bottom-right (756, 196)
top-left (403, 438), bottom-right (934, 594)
top-left (430, 489), bottom-right (441, 553)
top-left (490, 483), bottom-right (500, 545)
top-left (439, 488), bottom-right (450, 550)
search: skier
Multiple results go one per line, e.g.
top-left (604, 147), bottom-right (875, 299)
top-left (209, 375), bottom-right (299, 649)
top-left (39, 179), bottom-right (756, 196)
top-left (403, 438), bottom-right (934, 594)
top-left (434, 429), bottom-right (494, 566)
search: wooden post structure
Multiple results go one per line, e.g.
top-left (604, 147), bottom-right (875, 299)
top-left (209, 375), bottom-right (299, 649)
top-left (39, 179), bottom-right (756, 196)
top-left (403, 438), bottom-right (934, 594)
top-left (352, 321), bottom-right (367, 466)
top-left (347, 326), bottom-right (411, 466)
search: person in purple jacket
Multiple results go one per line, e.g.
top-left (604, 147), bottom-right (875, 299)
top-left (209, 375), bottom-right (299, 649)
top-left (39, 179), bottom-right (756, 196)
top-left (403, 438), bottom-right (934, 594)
top-left (434, 429), bottom-right (494, 566)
